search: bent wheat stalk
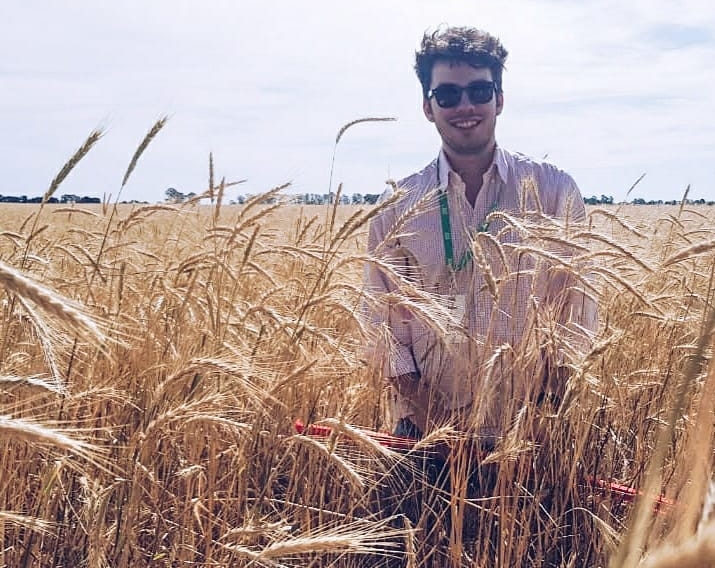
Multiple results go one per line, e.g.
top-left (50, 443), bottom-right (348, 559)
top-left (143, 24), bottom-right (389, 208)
top-left (0, 261), bottom-right (106, 344)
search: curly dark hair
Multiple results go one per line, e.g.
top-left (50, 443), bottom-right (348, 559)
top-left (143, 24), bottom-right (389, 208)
top-left (415, 26), bottom-right (509, 98)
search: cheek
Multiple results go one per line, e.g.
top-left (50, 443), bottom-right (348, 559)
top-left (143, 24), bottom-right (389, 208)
top-left (423, 100), bottom-right (436, 123)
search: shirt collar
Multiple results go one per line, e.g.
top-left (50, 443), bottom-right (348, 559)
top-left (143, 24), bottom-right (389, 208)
top-left (437, 144), bottom-right (508, 188)
top-left (492, 145), bottom-right (508, 183)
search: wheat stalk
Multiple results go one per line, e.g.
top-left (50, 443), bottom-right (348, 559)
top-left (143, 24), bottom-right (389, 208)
top-left (335, 116), bottom-right (396, 145)
top-left (0, 414), bottom-right (92, 454)
top-left (0, 261), bottom-right (106, 343)
top-left (16, 296), bottom-right (65, 389)
top-left (0, 374), bottom-right (64, 395)
top-left (121, 116), bottom-right (168, 188)
top-left (43, 129), bottom-right (103, 203)
top-left (0, 511), bottom-right (54, 535)
top-left (214, 176), bottom-right (225, 224)
top-left (208, 151), bottom-right (215, 203)
top-left (662, 238), bottom-right (715, 267)
top-left (289, 433), bottom-right (365, 490)
top-left (588, 208), bottom-right (647, 239)
top-left (327, 116), bottom-right (396, 199)
top-left (220, 521), bottom-right (403, 560)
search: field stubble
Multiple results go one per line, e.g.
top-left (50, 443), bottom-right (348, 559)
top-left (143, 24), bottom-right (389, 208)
top-left (0, 197), bottom-right (715, 567)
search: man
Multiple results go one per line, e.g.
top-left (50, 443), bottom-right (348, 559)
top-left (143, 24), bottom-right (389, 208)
top-left (365, 26), bottom-right (597, 442)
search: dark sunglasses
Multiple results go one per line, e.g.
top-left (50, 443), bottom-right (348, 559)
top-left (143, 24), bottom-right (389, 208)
top-left (427, 80), bottom-right (497, 109)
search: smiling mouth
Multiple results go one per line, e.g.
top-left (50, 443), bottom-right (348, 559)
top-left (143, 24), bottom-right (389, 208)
top-left (452, 119), bottom-right (480, 129)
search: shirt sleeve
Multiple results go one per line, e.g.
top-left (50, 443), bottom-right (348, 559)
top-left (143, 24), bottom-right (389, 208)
top-left (363, 208), bottom-right (418, 378)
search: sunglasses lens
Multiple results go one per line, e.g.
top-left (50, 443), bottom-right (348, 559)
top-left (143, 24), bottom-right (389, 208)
top-left (466, 82), bottom-right (495, 105)
top-left (431, 81), bottom-right (495, 108)
top-left (432, 85), bottom-right (462, 108)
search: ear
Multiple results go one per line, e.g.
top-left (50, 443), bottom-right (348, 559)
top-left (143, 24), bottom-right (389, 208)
top-left (496, 91), bottom-right (504, 116)
top-left (423, 98), bottom-right (435, 123)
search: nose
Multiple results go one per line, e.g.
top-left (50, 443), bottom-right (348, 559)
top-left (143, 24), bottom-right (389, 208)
top-left (454, 91), bottom-right (474, 109)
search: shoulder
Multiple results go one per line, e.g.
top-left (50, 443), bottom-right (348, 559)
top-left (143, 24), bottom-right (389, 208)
top-left (377, 159), bottom-right (438, 209)
top-left (368, 159), bottom-right (438, 242)
top-left (502, 148), bottom-right (577, 188)
top-left (500, 147), bottom-right (584, 217)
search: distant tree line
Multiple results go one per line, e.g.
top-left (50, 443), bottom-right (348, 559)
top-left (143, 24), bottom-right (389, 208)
top-left (8, 189), bottom-right (707, 207)
top-left (165, 188), bottom-right (383, 205)
top-left (284, 193), bottom-right (382, 205)
top-left (583, 195), bottom-right (614, 205)
top-left (630, 197), bottom-right (715, 206)
top-left (583, 195), bottom-right (714, 206)
top-left (240, 192), bottom-right (705, 207)
top-left (0, 194), bottom-right (101, 204)
top-left (165, 188), bottom-right (197, 203)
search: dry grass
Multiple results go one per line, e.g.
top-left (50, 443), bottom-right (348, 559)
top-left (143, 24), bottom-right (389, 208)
top-left (2, 138), bottom-right (715, 566)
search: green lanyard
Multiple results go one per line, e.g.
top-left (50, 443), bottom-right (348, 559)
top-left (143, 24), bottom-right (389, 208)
top-left (438, 189), bottom-right (498, 272)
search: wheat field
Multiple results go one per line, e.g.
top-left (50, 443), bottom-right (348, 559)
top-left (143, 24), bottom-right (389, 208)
top-left (2, 131), bottom-right (715, 566)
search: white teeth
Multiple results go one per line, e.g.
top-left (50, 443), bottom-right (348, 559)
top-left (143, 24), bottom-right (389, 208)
top-left (454, 120), bottom-right (478, 128)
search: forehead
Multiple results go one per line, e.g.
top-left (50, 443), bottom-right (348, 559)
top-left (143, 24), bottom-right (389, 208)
top-left (430, 61), bottom-right (493, 87)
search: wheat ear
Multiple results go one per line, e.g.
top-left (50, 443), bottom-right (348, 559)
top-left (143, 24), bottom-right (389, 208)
top-left (0, 261), bottom-right (105, 343)
top-left (43, 129), bottom-right (103, 203)
top-left (0, 374), bottom-right (64, 395)
top-left (214, 177), bottom-right (225, 224)
top-left (0, 414), bottom-right (92, 454)
top-left (289, 434), bottom-right (365, 490)
top-left (0, 512), bottom-right (54, 535)
top-left (121, 116), bottom-right (168, 188)
top-left (208, 151), bottom-right (215, 203)
top-left (662, 238), bottom-right (715, 267)
top-left (335, 116), bottom-right (396, 144)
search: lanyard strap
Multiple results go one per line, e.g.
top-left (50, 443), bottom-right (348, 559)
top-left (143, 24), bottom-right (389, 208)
top-left (439, 190), bottom-right (472, 271)
top-left (439, 189), bottom-right (499, 272)
top-left (439, 189), bottom-right (454, 268)
top-left (436, 154), bottom-right (501, 271)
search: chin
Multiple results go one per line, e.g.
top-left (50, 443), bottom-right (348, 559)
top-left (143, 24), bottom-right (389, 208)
top-left (450, 141), bottom-right (491, 156)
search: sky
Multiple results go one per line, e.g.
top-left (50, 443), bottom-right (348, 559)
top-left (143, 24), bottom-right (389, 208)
top-left (1, 0), bottom-right (714, 204)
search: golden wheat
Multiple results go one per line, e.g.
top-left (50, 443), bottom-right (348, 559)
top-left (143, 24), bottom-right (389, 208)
top-left (1, 155), bottom-right (715, 568)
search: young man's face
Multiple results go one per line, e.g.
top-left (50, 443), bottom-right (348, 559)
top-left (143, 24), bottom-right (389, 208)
top-left (423, 61), bottom-right (504, 158)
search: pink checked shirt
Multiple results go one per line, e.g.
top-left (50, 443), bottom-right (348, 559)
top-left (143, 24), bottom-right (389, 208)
top-left (365, 146), bottom-right (598, 434)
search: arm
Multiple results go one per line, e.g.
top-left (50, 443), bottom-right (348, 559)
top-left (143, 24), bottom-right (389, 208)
top-left (556, 176), bottom-right (599, 341)
top-left (539, 173), bottom-right (599, 402)
top-left (363, 209), bottom-right (419, 381)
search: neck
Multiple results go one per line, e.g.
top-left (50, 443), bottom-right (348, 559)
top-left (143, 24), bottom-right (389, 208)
top-left (443, 143), bottom-right (496, 206)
